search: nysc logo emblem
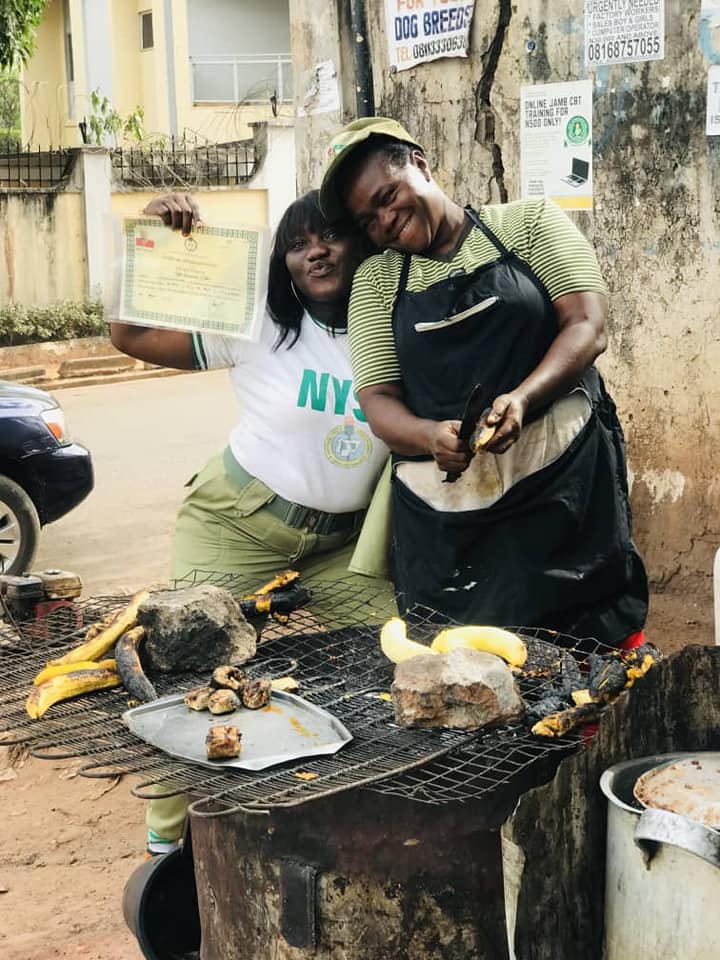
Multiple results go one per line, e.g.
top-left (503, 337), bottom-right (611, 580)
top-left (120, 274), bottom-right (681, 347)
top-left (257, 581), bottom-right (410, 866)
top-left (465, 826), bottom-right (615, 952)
top-left (324, 416), bottom-right (372, 468)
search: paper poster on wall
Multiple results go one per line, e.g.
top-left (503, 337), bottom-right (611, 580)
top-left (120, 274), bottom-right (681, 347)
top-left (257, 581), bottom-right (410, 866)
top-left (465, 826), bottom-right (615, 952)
top-left (297, 61), bottom-right (341, 117)
top-left (584, 0), bottom-right (664, 67)
top-left (700, 2), bottom-right (720, 62)
top-left (520, 80), bottom-right (593, 211)
top-left (707, 66), bottom-right (720, 135)
top-left (384, 0), bottom-right (476, 72)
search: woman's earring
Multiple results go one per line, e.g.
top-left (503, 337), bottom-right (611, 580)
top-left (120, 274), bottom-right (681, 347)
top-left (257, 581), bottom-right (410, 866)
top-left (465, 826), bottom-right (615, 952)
top-left (290, 280), bottom-right (305, 306)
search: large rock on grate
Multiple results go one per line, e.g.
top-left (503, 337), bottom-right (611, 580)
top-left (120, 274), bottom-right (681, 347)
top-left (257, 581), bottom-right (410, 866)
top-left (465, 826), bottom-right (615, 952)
top-left (138, 585), bottom-right (256, 673)
top-left (391, 648), bottom-right (524, 730)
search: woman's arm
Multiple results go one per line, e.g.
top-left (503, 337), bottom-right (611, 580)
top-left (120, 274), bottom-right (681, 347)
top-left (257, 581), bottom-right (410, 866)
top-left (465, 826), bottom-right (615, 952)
top-left (483, 291), bottom-right (608, 453)
top-left (109, 323), bottom-right (196, 369)
top-left (359, 383), bottom-right (471, 474)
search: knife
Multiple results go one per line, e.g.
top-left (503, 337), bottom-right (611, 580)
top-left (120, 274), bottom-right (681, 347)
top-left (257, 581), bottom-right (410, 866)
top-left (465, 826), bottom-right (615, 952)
top-left (443, 383), bottom-right (491, 483)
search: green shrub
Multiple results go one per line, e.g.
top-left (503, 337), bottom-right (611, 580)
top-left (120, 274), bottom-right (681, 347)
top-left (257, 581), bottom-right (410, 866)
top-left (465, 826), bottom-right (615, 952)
top-left (0, 127), bottom-right (20, 151)
top-left (0, 300), bottom-right (107, 347)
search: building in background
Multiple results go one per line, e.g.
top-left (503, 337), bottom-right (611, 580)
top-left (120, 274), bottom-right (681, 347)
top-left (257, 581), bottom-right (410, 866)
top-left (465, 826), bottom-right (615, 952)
top-left (20, 0), bottom-right (293, 148)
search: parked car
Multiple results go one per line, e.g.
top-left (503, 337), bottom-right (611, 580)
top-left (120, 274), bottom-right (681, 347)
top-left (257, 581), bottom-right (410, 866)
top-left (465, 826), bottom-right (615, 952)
top-left (0, 381), bottom-right (93, 575)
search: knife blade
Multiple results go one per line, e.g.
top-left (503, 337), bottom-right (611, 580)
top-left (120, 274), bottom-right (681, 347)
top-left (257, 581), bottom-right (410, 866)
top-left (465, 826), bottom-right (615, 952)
top-left (444, 383), bottom-right (490, 483)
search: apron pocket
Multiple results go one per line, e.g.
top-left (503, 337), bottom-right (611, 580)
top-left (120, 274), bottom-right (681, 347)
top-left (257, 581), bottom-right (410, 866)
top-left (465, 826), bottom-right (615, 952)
top-left (414, 295), bottom-right (501, 332)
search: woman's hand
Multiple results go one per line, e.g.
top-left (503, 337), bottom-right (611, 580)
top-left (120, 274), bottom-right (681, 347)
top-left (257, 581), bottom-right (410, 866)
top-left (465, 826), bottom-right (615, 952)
top-left (144, 193), bottom-right (202, 235)
top-left (429, 420), bottom-right (472, 473)
top-left (482, 391), bottom-right (528, 454)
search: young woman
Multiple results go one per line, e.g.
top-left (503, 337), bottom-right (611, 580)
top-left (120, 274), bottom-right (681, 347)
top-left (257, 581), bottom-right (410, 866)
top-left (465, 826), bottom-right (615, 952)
top-left (319, 117), bottom-right (648, 648)
top-left (111, 189), bottom-right (394, 853)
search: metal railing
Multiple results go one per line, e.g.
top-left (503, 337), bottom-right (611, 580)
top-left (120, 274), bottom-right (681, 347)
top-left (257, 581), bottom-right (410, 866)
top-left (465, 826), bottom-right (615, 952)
top-left (0, 145), bottom-right (75, 188)
top-left (189, 53), bottom-right (293, 105)
top-left (111, 136), bottom-right (256, 188)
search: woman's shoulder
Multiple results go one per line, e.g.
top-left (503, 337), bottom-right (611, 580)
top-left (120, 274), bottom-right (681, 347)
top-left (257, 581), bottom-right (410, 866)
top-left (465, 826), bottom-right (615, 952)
top-left (355, 248), bottom-right (405, 281)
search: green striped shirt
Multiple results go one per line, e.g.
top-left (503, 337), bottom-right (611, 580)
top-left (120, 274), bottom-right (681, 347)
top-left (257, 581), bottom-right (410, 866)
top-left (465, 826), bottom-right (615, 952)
top-left (348, 199), bottom-right (607, 391)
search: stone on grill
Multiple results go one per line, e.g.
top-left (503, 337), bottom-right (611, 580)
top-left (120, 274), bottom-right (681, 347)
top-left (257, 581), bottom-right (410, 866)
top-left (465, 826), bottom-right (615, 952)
top-left (391, 648), bottom-right (524, 730)
top-left (137, 585), bottom-right (256, 673)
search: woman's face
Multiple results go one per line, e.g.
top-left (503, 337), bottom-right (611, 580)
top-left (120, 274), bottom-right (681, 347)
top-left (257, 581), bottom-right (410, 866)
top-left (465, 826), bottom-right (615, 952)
top-left (344, 151), bottom-right (440, 254)
top-left (284, 224), bottom-right (365, 303)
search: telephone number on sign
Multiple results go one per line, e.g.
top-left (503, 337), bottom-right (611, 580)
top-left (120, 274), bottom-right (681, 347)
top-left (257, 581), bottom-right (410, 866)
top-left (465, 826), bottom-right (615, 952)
top-left (412, 34), bottom-right (467, 58)
top-left (586, 35), bottom-right (661, 61)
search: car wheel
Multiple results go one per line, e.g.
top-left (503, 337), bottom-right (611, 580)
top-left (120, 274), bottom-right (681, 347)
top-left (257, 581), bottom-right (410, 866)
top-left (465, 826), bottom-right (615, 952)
top-left (0, 475), bottom-right (41, 576)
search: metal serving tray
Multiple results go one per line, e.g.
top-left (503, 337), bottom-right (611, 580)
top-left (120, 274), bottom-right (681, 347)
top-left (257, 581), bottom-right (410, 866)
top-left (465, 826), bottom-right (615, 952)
top-left (122, 690), bottom-right (353, 772)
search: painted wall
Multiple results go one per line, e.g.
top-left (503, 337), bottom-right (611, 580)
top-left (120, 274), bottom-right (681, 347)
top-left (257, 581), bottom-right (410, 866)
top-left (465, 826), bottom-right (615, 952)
top-left (291, 0), bottom-right (720, 642)
top-left (0, 192), bottom-right (87, 303)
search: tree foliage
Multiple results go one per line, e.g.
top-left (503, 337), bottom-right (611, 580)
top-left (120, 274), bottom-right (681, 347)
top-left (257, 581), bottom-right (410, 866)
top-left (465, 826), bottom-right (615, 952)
top-left (0, 0), bottom-right (50, 70)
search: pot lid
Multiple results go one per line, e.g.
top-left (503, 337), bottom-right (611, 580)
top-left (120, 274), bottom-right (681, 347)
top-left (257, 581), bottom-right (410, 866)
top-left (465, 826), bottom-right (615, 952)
top-left (633, 757), bottom-right (720, 829)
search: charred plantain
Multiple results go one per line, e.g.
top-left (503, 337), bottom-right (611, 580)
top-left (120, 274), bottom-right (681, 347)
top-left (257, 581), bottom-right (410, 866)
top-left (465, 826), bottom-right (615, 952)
top-left (206, 725), bottom-right (242, 760)
top-left (208, 689), bottom-right (241, 715)
top-left (115, 626), bottom-right (157, 703)
top-left (50, 591), bottom-right (150, 666)
top-left (589, 655), bottom-right (629, 703)
top-left (34, 658), bottom-right (116, 685)
top-left (531, 701), bottom-right (606, 738)
top-left (183, 685), bottom-right (214, 711)
top-left (241, 678), bottom-right (271, 710)
top-left (525, 695), bottom-right (570, 726)
top-left (210, 665), bottom-right (245, 691)
top-left (239, 586), bottom-right (312, 621)
top-left (241, 570), bottom-right (301, 599)
top-left (26, 668), bottom-right (121, 720)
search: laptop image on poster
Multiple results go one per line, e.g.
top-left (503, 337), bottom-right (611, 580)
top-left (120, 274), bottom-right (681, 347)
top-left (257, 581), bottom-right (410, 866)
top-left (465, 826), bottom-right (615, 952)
top-left (562, 158), bottom-right (589, 187)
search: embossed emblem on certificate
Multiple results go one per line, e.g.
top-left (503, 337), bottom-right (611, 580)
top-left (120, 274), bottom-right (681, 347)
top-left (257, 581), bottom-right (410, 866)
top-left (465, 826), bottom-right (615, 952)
top-left (118, 218), bottom-right (270, 340)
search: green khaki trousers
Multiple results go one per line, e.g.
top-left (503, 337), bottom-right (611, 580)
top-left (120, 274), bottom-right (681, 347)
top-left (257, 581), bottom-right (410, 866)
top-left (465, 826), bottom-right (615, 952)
top-left (148, 452), bottom-right (395, 842)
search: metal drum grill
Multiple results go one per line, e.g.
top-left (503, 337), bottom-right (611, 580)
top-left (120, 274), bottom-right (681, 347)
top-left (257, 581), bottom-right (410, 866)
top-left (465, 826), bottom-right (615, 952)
top-left (0, 574), bottom-right (610, 813)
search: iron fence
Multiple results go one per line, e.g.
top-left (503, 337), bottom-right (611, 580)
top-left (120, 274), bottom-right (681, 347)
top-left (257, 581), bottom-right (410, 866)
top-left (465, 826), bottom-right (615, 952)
top-left (111, 137), bottom-right (256, 189)
top-left (0, 145), bottom-right (75, 189)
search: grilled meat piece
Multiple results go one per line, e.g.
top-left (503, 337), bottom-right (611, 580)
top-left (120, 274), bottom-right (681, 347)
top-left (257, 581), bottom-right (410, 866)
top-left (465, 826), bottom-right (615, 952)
top-left (206, 725), bottom-right (242, 760)
top-left (210, 665), bottom-right (245, 691)
top-left (183, 685), bottom-right (214, 711)
top-left (241, 678), bottom-right (271, 710)
top-left (208, 689), bottom-right (241, 715)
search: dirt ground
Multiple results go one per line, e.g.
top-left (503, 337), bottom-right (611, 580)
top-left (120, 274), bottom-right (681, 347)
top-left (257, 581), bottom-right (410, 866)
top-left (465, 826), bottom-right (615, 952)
top-left (0, 745), bottom-right (146, 960)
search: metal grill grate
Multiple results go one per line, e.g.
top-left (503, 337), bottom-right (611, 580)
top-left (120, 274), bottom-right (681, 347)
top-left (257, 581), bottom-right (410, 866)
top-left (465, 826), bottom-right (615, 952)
top-left (0, 576), bottom-right (611, 813)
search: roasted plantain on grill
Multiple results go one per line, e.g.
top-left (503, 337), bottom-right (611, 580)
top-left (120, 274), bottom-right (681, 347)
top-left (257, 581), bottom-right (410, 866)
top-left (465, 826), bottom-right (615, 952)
top-left (241, 678), bottom-right (271, 709)
top-left (26, 668), bottom-right (121, 720)
top-left (115, 626), bottom-right (157, 703)
top-left (49, 590), bottom-right (149, 666)
top-left (531, 701), bottom-right (606, 738)
top-left (184, 685), bottom-right (214, 711)
top-left (210, 665), bottom-right (245, 691)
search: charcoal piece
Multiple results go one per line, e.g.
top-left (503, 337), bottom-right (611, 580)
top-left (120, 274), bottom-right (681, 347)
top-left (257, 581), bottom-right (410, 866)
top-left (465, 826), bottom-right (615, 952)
top-left (138, 585), bottom-right (256, 673)
top-left (241, 678), bottom-right (271, 710)
top-left (526, 695), bottom-right (570, 726)
top-left (208, 689), bottom-right (241, 715)
top-left (391, 648), bottom-right (524, 730)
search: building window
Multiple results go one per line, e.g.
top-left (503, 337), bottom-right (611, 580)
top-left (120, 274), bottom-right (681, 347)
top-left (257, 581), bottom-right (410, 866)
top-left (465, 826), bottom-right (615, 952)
top-left (140, 11), bottom-right (154, 51)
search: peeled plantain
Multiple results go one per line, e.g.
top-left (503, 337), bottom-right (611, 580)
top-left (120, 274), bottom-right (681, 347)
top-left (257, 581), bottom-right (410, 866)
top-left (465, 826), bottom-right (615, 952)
top-left (33, 658), bottom-right (116, 686)
top-left (430, 625), bottom-right (528, 668)
top-left (115, 626), bottom-right (157, 703)
top-left (26, 668), bottom-right (121, 720)
top-left (50, 590), bottom-right (150, 666)
top-left (380, 617), bottom-right (436, 664)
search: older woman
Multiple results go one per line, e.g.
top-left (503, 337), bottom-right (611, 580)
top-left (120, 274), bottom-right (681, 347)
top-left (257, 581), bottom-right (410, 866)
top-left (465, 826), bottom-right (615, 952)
top-left (319, 117), bottom-right (648, 647)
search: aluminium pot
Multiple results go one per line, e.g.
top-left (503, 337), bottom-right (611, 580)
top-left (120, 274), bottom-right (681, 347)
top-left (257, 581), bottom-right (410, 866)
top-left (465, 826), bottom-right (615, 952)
top-left (600, 753), bottom-right (720, 960)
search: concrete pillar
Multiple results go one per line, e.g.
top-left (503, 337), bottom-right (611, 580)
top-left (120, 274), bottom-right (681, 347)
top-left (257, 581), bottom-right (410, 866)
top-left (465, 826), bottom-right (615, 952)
top-left (248, 120), bottom-right (298, 231)
top-left (79, 147), bottom-right (112, 299)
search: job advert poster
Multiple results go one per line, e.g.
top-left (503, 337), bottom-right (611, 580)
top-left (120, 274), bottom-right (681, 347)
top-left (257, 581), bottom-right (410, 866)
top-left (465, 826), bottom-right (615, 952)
top-left (584, 0), bottom-right (664, 67)
top-left (520, 80), bottom-right (594, 211)
top-left (384, 0), bottom-right (476, 72)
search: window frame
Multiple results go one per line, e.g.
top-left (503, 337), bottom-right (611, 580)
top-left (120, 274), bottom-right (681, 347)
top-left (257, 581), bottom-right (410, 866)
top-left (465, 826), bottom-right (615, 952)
top-left (139, 10), bottom-right (154, 51)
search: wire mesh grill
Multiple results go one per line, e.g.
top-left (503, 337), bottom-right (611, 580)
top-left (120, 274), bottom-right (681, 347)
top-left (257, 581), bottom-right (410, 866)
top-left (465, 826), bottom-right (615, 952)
top-left (0, 575), bottom-right (612, 813)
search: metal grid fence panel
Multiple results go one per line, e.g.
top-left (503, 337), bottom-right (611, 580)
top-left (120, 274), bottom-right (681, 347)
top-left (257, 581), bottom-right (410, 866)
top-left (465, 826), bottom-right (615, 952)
top-left (0, 147), bottom-right (75, 188)
top-left (111, 139), bottom-right (256, 189)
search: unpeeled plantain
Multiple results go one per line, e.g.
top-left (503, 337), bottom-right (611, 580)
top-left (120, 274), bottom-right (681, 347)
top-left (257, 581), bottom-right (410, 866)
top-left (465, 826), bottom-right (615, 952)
top-left (26, 668), bottom-right (121, 720)
top-left (49, 590), bottom-right (150, 666)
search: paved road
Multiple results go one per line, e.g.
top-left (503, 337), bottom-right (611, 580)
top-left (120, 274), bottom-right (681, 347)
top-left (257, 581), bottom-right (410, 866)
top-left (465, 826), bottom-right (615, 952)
top-left (35, 370), bottom-right (236, 598)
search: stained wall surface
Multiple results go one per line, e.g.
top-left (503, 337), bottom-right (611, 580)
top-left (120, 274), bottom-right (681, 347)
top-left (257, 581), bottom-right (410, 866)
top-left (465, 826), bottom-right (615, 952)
top-left (292, 0), bottom-right (720, 641)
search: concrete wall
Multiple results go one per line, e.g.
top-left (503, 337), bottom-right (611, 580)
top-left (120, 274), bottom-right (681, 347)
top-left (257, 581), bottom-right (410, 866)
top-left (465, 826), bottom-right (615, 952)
top-left (290, 0), bottom-right (720, 640)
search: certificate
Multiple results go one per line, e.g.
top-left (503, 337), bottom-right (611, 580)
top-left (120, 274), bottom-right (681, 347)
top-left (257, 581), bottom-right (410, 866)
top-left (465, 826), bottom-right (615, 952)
top-left (117, 218), bottom-right (270, 340)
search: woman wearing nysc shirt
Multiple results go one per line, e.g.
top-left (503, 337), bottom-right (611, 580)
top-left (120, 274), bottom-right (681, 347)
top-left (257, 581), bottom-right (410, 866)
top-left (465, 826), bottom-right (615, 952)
top-left (319, 117), bottom-right (648, 649)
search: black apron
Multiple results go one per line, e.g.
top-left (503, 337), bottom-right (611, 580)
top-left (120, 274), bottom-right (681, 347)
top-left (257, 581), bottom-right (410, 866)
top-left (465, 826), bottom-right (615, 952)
top-left (390, 208), bottom-right (648, 646)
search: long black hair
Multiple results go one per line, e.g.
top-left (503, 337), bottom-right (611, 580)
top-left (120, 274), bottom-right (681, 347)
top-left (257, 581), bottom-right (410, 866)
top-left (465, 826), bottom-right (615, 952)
top-left (267, 190), bottom-right (359, 349)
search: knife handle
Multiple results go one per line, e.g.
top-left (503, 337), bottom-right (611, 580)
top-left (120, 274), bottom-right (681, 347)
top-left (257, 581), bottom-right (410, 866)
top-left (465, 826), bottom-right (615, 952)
top-left (443, 470), bottom-right (461, 484)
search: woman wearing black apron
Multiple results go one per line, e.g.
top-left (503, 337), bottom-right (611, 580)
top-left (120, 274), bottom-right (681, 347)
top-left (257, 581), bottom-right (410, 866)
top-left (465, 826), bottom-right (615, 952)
top-left (319, 118), bottom-right (648, 648)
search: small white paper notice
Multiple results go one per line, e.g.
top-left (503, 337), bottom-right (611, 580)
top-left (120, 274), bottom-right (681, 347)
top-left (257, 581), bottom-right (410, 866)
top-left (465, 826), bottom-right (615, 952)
top-left (707, 65), bottom-right (720, 135)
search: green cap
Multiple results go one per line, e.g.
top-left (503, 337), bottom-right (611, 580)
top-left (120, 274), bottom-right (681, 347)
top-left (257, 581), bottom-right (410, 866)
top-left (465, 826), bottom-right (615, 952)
top-left (319, 116), bottom-right (422, 222)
